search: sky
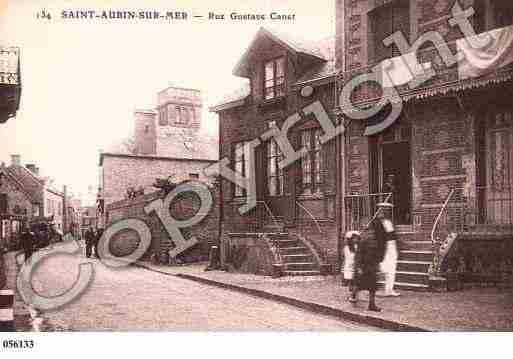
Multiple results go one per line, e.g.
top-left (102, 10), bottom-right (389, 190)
top-left (0, 0), bottom-right (335, 205)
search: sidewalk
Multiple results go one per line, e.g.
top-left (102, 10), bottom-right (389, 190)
top-left (137, 261), bottom-right (513, 331)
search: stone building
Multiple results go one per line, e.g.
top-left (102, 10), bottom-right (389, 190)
top-left (211, 27), bottom-right (340, 276)
top-left (0, 163), bottom-right (36, 248)
top-left (337, 0), bottom-right (513, 289)
top-left (99, 86), bottom-right (218, 218)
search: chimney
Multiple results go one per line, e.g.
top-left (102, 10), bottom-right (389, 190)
top-left (10, 154), bottom-right (20, 166)
top-left (26, 164), bottom-right (39, 175)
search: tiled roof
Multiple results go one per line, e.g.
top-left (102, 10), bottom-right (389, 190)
top-left (296, 36), bottom-right (336, 84)
top-left (0, 166), bottom-right (37, 203)
top-left (209, 81), bottom-right (251, 111)
top-left (6, 164), bottom-right (45, 204)
top-left (104, 131), bottom-right (218, 163)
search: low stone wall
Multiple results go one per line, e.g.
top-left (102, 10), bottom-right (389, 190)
top-left (105, 182), bottom-right (220, 263)
top-left (442, 232), bottom-right (513, 286)
top-left (223, 234), bottom-right (276, 276)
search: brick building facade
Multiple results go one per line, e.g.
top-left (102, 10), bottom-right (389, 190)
top-left (99, 86), bottom-right (218, 227)
top-left (337, 0), bottom-right (513, 288)
top-left (212, 1), bottom-right (513, 287)
top-left (211, 28), bottom-right (341, 276)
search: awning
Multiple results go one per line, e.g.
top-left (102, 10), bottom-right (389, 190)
top-left (458, 25), bottom-right (513, 80)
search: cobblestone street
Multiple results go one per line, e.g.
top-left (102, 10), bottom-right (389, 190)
top-left (18, 242), bottom-right (377, 331)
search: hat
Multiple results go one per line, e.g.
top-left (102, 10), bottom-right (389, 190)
top-left (344, 230), bottom-right (361, 239)
top-left (376, 202), bottom-right (394, 208)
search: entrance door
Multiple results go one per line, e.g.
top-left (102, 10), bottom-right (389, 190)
top-left (381, 142), bottom-right (412, 224)
top-left (485, 114), bottom-right (513, 225)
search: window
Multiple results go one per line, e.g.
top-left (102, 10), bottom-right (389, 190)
top-left (233, 142), bottom-right (248, 197)
top-left (264, 57), bottom-right (285, 100)
top-left (189, 173), bottom-right (199, 179)
top-left (166, 104), bottom-right (175, 124)
top-left (301, 128), bottom-right (324, 193)
top-left (493, 1), bottom-right (513, 29)
top-left (267, 138), bottom-right (285, 196)
top-left (0, 193), bottom-right (7, 214)
top-left (175, 106), bottom-right (190, 125)
top-left (144, 125), bottom-right (149, 134)
top-left (473, 0), bottom-right (513, 34)
top-left (158, 106), bottom-right (168, 126)
top-left (369, 0), bottom-right (410, 62)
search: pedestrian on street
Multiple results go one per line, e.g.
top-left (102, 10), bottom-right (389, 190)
top-left (353, 234), bottom-right (381, 312)
top-left (94, 228), bottom-right (103, 258)
top-left (85, 227), bottom-right (95, 258)
top-left (374, 202), bottom-right (400, 297)
top-left (343, 230), bottom-right (361, 303)
top-left (19, 225), bottom-right (35, 262)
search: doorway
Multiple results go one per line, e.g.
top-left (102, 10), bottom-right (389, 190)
top-left (381, 142), bottom-right (412, 224)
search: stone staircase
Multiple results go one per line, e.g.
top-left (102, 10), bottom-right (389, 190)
top-left (267, 233), bottom-right (322, 276)
top-left (380, 230), bottom-right (433, 291)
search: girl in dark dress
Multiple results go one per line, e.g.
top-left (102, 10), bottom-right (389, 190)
top-left (353, 237), bottom-right (381, 312)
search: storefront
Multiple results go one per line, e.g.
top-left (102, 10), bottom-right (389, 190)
top-left (0, 214), bottom-right (27, 250)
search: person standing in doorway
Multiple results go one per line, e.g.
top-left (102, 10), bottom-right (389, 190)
top-left (374, 202), bottom-right (400, 297)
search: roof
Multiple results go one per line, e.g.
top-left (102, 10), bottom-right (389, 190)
top-left (103, 130), bottom-right (218, 165)
top-left (233, 27), bottom-right (327, 78)
top-left (99, 152), bottom-right (217, 166)
top-left (211, 28), bottom-right (336, 112)
top-left (5, 164), bottom-right (45, 204)
top-left (295, 36), bottom-right (336, 85)
top-left (0, 165), bottom-right (37, 204)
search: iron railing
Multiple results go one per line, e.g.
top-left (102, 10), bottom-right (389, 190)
top-left (431, 186), bottom-right (513, 234)
top-left (295, 200), bottom-right (327, 260)
top-left (245, 201), bottom-right (279, 233)
top-left (344, 192), bottom-right (393, 232)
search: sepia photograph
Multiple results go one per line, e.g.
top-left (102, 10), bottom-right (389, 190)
top-left (0, 0), bottom-right (512, 356)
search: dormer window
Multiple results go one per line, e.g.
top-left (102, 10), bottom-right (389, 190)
top-left (264, 57), bottom-right (285, 100)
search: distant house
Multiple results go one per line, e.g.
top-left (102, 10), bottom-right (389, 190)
top-left (5, 154), bottom-right (65, 231)
top-left (99, 86), bottom-right (218, 227)
top-left (0, 162), bottom-right (36, 248)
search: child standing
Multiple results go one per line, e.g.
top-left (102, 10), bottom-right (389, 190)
top-left (343, 231), bottom-right (360, 303)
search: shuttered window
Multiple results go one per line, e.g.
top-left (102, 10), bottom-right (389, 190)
top-left (369, 0), bottom-right (410, 63)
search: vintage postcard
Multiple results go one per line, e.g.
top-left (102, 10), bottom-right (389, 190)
top-left (0, 0), bottom-right (512, 355)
